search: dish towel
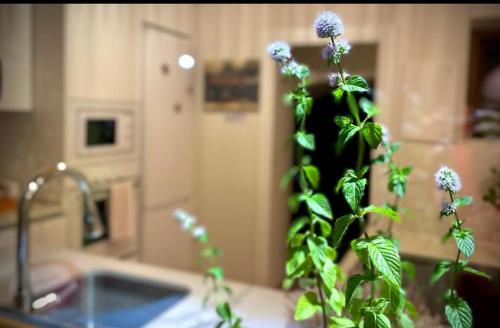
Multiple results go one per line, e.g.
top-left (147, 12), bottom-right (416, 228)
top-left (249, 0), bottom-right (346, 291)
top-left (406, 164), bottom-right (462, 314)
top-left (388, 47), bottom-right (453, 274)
top-left (109, 180), bottom-right (137, 243)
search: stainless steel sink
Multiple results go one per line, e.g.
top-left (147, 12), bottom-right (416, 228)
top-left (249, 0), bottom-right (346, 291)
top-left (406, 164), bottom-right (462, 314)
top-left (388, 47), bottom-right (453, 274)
top-left (29, 270), bottom-right (190, 328)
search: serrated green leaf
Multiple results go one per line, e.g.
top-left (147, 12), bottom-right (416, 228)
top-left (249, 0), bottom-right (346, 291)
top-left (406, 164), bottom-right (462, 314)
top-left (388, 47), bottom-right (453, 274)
top-left (345, 274), bottom-right (365, 307)
top-left (430, 260), bottom-right (452, 284)
top-left (361, 122), bottom-right (383, 149)
top-left (453, 229), bottom-right (475, 258)
top-left (306, 193), bottom-right (333, 219)
top-left (341, 171), bottom-right (367, 213)
top-left (454, 196), bottom-right (473, 207)
top-left (445, 298), bottom-right (472, 328)
top-left (320, 258), bottom-right (338, 291)
top-left (366, 236), bottom-right (402, 285)
top-left (362, 205), bottom-right (400, 222)
top-left (294, 291), bottom-right (322, 321)
top-left (341, 75), bottom-right (369, 93)
top-left (337, 124), bottom-right (361, 150)
top-left (363, 311), bottom-right (390, 328)
top-left (286, 246), bottom-right (308, 277)
top-left (303, 165), bottom-right (320, 189)
top-left (287, 216), bottom-right (309, 244)
top-left (295, 131), bottom-right (315, 150)
top-left (335, 115), bottom-right (353, 128)
top-left (332, 214), bottom-right (356, 248)
top-left (463, 266), bottom-right (491, 280)
top-left (316, 217), bottom-right (332, 237)
top-left (307, 236), bottom-right (328, 270)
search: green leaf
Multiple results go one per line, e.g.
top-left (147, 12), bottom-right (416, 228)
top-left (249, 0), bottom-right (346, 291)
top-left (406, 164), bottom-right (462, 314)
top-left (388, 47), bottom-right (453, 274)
top-left (306, 193), bottom-right (333, 219)
top-left (337, 124), bottom-right (361, 150)
top-left (349, 298), bottom-right (364, 323)
top-left (445, 298), bottom-right (472, 328)
top-left (401, 261), bottom-right (416, 281)
top-left (294, 291), bottom-right (322, 321)
top-left (454, 196), bottom-right (473, 207)
top-left (332, 88), bottom-right (344, 104)
top-left (328, 287), bottom-right (345, 317)
top-left (290, 232), bottom-right (307, 247)
top-left (216, 302), bottom-right (233, 322)
top-left (453, 229), bottom-right (475, 258)
top-left (307, 236), bottom-right (329, 270)
top-left (287, 216), bottom-right (309, 244)
top-left (201, 246), bottom-right (221, 259)
top-left (366, 236), bottom-right (402, 285)
top-left (398, 312), bottom-right (415, 328)
top-left (332, 214), bottom-right (356, 248)
top-left (288, 193), bottom-right (301, 213)
top-left (335, 115), bottom-right (353, 128)
top-left (463, 266), bottom-right (491, 280)
top-left (362, 205), bottom-right (400, 222)
top-left (345, 274), bottom-right (365, 307)
top-left (340, 170), bottom-right (367, 213)
top-left (359, 98), bottom-right (379, 118)
top-left (295, 131), bottom-right (315, 150)
top-left (363, 311), bottom-right (391, 328)
top-left (430, 260), bottom-right (452, 284)
top-left (330, 317), bottom-right (355, 328)
top-left (361, 122), bottom-right (383, 149)
top-left (316, 217), bottom-right (332, 237)
top-left (207, 266), bottom-right (224, 280)
top-left (286, 246), bottom-right (308, 277)
top-left (320, 258), bottom-right (338, 290)
top-left (280, 166), bottom-right (299, 189)
top-left (341, 75), bottom-right (369, 93)
top-left (303, 165), bottom-right (320, 189)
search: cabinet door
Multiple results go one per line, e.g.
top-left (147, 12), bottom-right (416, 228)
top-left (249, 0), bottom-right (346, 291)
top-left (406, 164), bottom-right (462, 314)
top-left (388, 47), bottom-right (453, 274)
top-left (142, 27), bottom-right (194, 209)
top-left (0, 4), bottom-right (32, 111)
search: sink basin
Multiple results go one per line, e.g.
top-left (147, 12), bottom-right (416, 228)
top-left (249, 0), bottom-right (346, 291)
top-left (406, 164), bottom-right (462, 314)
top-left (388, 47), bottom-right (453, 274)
top-left (30, 270), bottom-right (190, 328)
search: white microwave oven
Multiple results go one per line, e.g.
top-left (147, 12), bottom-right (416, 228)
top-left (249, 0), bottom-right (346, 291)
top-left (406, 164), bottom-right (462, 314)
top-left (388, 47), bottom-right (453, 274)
top-left (76, 107), bottom-right (135, 157)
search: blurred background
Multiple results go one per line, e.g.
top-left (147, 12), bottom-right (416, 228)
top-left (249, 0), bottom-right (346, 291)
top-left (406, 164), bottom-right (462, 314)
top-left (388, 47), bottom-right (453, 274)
top-left (0, 4), bottom-right (499, 325)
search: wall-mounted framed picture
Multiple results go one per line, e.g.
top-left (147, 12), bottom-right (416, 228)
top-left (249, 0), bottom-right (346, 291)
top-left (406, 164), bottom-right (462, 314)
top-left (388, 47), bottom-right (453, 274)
top-left (204, 59), bottom-right (259, 112)
top-left (467, 19), bottom-right (500, 139)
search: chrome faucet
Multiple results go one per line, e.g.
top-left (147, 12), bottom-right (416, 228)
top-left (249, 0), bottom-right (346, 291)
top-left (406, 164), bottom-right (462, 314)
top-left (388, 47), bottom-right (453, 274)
top-left (15, 162), bottom-right (104, 313)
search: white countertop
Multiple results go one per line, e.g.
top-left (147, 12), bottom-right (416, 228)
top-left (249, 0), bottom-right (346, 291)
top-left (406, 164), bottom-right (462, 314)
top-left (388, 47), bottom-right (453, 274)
top-left (0, 248), bottom-right (302, 327)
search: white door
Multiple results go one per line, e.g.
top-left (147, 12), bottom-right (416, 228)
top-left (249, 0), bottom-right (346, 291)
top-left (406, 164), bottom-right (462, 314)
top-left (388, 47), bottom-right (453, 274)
top-left (141, 27), bottom-right (195, 269)
top-left (143, 28), bottom-right (194, 209)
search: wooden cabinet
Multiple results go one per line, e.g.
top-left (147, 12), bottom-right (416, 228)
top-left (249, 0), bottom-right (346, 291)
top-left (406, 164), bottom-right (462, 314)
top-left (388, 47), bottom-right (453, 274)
top-left (0, 4), bottom-right (33, 112)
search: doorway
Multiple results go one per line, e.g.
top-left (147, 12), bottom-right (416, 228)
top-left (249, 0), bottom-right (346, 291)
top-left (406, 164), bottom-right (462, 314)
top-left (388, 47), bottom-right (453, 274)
top-left (289, 43), bottom-right (378, 262)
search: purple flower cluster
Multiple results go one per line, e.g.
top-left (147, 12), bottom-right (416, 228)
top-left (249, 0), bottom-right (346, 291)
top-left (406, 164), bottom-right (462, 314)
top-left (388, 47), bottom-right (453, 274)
top-left (314, 11), bottom-right (344, 38)
top-left (434, 166), bottom-right (462, 194)
top-left (267, 41), bottom-right (291, 64)
top-left (441, 200), bottom-right (457, 216)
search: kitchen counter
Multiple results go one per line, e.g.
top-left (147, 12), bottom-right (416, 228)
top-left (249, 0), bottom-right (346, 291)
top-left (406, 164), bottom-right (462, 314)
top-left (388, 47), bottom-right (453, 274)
top-left (0, 249), bottom-right (301, 327)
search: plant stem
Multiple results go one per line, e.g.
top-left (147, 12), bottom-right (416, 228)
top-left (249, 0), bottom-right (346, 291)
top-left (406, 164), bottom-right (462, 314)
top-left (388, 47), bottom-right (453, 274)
top-left (448, 191), bottom-right (463, 296)
top-left (316, 275), bottom-right (328, 328)
top-left (387, 195), bottom-right (400, 237)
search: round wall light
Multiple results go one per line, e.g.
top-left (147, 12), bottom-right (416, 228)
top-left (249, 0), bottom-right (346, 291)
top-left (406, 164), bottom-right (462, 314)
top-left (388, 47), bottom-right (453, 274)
top-left (178, 54), bottom-right (195, 70)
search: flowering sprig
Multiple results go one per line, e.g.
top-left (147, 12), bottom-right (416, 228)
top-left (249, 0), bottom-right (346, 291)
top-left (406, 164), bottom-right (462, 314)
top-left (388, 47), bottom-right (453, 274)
top-left (173, 209), bottom-right (242, 328)
top-left (314, 11), bottom-right (414, 328)
top-left (268, 41), bottom-right (345, 328)
top-left (430, 167), bottom-right (490, 328)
